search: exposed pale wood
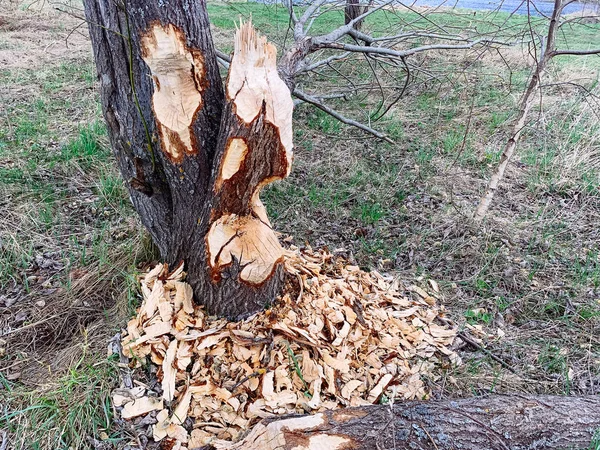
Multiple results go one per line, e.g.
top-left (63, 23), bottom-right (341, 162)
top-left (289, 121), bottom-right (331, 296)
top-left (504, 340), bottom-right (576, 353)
top-left (227, 22), bottom-right (294, 164)
top-left (207, 214), bottom-right (284, 285)
top-left (141, 23), bottom-right (205, 162)
top-left (172, 387), bottom-right (192, 425)
top-left (203, 22), bottom-right (294, 306)
top-left (161, 340), bottom-right (177, 401)
top-left (119, 253), bottom-right (459, 446)
top-left (217, 138), bottom-right (248, 186)
top-left (121, 396), bottom-right (163, 419)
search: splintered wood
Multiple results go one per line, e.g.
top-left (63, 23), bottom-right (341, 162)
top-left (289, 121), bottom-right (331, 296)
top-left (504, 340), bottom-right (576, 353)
top-left (118, 247), bottom-right (460, 449)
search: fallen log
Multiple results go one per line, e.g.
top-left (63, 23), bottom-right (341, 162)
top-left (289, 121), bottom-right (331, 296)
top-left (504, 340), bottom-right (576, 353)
top-left (206, 395), bottom-right (600, 450)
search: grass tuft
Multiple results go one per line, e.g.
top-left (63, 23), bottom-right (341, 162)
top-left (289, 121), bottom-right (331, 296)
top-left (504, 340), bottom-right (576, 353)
top-left (1, 354), bottom-right (119, 450)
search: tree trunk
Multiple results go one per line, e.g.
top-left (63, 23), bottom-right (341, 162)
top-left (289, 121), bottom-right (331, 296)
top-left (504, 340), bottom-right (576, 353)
top-left (345, 0), bottom-right (364, 30)
top-left (210, 395), bottom-right (600, 450)
top-left (83, 0), bottom-right (293, 319)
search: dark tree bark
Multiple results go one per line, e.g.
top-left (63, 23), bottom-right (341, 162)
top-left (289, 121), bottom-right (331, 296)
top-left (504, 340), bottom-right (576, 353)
top-left (83, 0), bottom-right (293, 319)
top-left (345, 0), bottom-right (364, 30)
top-left (209, 395), bottom-right (600, 450)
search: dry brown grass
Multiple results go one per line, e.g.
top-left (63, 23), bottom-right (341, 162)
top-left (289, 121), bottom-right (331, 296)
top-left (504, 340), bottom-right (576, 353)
top-left (0, 5), bottom-right (158, 448)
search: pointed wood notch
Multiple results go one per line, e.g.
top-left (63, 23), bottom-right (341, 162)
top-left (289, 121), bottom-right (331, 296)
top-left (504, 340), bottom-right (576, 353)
top-left (207, 22), bottom-right (294, 287)
top-left (227, 21), bottom-right (294, 164)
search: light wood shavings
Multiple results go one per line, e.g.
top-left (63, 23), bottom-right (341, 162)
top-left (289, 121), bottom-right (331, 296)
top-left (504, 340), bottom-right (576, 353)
top-left (115, 246), bottom-right (460, 447)
top-left (112, 386), bottom-right (145, 407)
top-left (162, 340), bottom-right (178, 401)
top-left (121, 396), bottom-right (163, 419)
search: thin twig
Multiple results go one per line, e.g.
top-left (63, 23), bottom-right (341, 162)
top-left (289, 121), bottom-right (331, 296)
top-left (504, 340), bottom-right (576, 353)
top-left (301, 52), bottom-right (351, 73)
top-left (458, 331), bottom-right (519, 375)
top-left (293, 89), bottom-right (393, 143)
top-left (0, 430), bottom-right (8, 450)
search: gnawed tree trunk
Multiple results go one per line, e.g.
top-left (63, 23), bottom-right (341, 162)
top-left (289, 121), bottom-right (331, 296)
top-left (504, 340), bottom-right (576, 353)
top-left (83, 1), bottom-right (293, 318)
top-left (211, 395), bottom-right (600, 450)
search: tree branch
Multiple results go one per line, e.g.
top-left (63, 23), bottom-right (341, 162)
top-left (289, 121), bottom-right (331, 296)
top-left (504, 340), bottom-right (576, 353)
top-left (550, 48), bottom-right (600, 56)
top-left (284, 0), bottom-right (298, 25)
top-left (314, 0), bottom-right (396, 43)
top-left (300, 51), bottom-right (351, 73)
top-left (293, 91), bottom-right (348, 106)
top-left (214, 395), bottom-right (600, 450)
top-left (314, 38), bottom-right (508, 59)
top-left (296, 0), bottom-right (328, 37)
top-left (293, 88), bottom-right (393, 143)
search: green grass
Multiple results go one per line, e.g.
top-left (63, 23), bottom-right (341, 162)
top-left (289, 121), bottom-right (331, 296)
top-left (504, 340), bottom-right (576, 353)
top-left (96, 171), bottom-right (128, 211)
top-left (353, 201), bottom-right (386, 224)
top-left (590, 430), bottom-right (600, 450)
top-left (0, 239), bottom-right (34, 287)
top-left (464, 308), bottom-right (493, 325)
top-left (306, 108), bottom-right (342, 134)
top-left (0, 35), bottom-right (142, 448)
top-left (1, 355), bottom-right (119, 449)
top-left (61, 122), bottom-right (110, 166)
top-left (537, 344), bottom-right (570, 392)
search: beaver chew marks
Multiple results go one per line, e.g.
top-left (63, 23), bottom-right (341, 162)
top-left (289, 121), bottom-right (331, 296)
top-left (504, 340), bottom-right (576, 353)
top-left (227, 22), bottom-right (294, 172)
top-left (141, 23), bottom-right (204, 162)
top-left (207, 214), bottom-right (283, 285)
top-left (207, 23), bottom-right (294, 286)
top-left (215, 138), bottom-right (248, 191)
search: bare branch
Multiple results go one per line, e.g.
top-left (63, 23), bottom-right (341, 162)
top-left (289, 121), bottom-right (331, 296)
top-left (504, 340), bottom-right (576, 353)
top-left (293, 91), bottom-right (347, 106)
top-left (300, 52), bottom-right (351, 73)
top-left (315, 39), bottom-right (508, 59)
top-left (474, 0), bottom-right (561, 222)
top-left (293, 89), bottom-right (393, 143)
top-left (284, 0), bottom-right (298, 25)
top-left (366, 31), bottom-right (492, 44)
top-left (298, 0), bottom-right (327, 24)
top-left (550, 48), bottom-right (600, 57)
top-left (216, 56), bottom-right (230, 69)
top-left (315, 0), bottom-right (395, 43)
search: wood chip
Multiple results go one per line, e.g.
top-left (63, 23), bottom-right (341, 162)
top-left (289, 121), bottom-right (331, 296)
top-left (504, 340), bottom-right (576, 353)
top-left (122, 396), bottom-right (163, 419)
top-left (172, 387), bottom-right (192, 425)
top-left (162, 340), bottom-right (178, 401)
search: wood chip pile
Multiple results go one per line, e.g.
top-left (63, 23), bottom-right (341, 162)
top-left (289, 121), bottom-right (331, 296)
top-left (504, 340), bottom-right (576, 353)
top-left (116, 247), bottom-right (460, 449)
